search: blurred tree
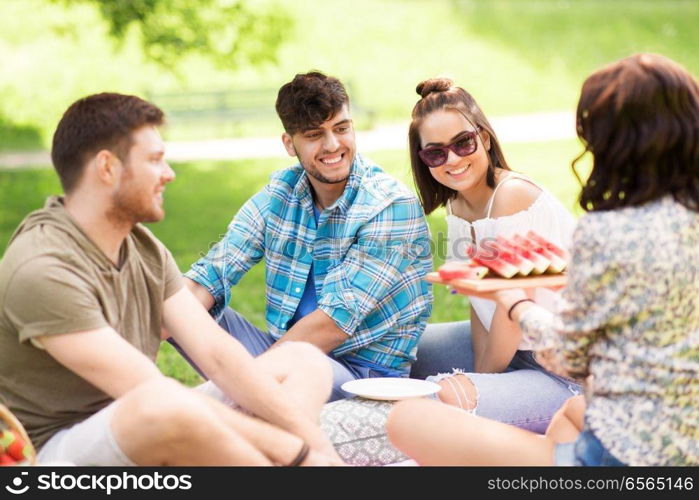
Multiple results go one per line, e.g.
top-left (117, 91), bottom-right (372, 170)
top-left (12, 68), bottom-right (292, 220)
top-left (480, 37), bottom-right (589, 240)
top-left (56, 0), bottom-right (292, 69)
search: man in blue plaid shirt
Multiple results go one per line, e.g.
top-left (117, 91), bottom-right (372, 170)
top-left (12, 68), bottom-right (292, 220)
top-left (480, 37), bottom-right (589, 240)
top-left (182, 72), bottom-right (433, 401)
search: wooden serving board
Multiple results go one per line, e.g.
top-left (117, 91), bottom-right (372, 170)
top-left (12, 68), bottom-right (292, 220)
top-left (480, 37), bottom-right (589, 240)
top-left (426, 271), bottom-right (567, 292)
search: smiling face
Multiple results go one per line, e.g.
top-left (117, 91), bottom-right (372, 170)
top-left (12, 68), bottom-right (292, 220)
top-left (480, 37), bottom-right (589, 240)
top-left (111, 125), bottom-right (175, 224)
top-left (418, 108), bottom-right (491, 196)
top-left (282, 104), bottom-right (355, 190)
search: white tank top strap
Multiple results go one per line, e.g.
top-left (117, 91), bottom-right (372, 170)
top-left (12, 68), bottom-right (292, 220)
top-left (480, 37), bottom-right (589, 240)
top-left (485, 172), bottom-right (543, 218)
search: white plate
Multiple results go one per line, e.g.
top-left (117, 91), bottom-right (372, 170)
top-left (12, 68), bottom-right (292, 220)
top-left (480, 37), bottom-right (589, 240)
top-left (341, 378), bottom-right (442, 401)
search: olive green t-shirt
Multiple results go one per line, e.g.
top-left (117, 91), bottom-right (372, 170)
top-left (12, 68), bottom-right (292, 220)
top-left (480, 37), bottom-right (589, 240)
top-left (0, 197), bottom-right (183, 449)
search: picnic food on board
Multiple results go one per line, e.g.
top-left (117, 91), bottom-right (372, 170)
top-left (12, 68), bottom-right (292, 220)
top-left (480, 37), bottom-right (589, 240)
top-left (437, 261), bottom-right (489, 281)
top-left (495, 235), bottom-right (550, 274)
top-left (440, 231), bottom-right (569, 280)
top-left (512, 231), bottom-right (567, 274)
top-left (430, 232), bottom-right (569, 292)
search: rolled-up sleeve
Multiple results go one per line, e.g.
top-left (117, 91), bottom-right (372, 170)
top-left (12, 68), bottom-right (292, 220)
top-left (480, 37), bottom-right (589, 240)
top-left (318, 197), bottom-right (432, 355)
top-left (185, 190), bottom-right (268, 319)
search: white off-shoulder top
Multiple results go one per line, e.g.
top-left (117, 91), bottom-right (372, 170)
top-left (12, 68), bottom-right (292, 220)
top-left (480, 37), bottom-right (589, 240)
top-left (445, 173), bottom-right (576, 350)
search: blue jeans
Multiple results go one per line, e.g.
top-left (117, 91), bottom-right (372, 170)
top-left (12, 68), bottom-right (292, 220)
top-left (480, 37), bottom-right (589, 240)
top-left (168, 307), bottom-right (385, 402)
top-left (409, 320), bottom-right (581, 434)
top-left (555, 429), bottom-right (626, 466)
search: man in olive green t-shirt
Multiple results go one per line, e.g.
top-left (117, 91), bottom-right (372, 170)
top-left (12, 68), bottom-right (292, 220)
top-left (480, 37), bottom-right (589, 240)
top-left (0, 93), bottom-right (342, 466)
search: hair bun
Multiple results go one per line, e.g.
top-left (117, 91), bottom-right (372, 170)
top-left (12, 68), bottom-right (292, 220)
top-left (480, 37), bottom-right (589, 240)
top-left (416, 78), bottom-right (453, 98)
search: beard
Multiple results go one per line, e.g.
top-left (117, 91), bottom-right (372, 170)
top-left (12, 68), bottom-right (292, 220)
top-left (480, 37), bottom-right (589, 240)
top-left (107, 170), bottom-right (163, 227)
top-left (303, 164), bottom-right (350, 184)
top-left (299, 153), bottom-right (352, 185)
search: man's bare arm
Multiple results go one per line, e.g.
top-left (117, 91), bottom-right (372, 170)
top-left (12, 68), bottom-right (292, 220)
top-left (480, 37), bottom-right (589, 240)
top-left (185, 277), bottom-right (215, 310)
top-left (37, 328), bottom-right (165, 399)
top-left (161, 278), bottom-right (215, 340)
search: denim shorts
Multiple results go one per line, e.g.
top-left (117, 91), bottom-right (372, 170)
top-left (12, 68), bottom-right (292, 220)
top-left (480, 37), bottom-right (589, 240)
top-left (555, 429), bottom-right (626, 466)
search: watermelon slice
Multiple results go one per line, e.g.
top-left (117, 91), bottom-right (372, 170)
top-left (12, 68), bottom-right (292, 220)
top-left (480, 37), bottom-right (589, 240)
top-left (438, 261), bottom-right (489, 281)
top-left (490, 240), bottom-right (535, 276)
top-left (436, 233), bottom-right (567, 281)
top-left (496, 236), bottom-right (550, 275)
top-left (526, 230), bottom-right (569, 261)
top-left (512, 234), bottom-right (567, 273)
top-left (472, 246), bottom-right (519, 278)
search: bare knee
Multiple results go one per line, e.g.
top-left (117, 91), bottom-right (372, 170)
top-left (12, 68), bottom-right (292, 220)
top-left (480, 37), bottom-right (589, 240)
top-left (114, 378), bottom-right (208, 446)
top-left (275, 341), bottom-right (332, 380)
top-left (564, 395), bottom-right (586, 414)
top-left (387, 399), bottom-right (446, 459)
top-left (276, 341), bottom-right (325, 362)
top-left (436, 374), bottom-right (477, 411)
top-left (545, 395), bottom-right (586, 443)
top-left (560, 395), bottom-right (586, 427)
top-left (387, 399), bottom-right (432, 448)
top-left (552, 395), bottom-right (584, 420)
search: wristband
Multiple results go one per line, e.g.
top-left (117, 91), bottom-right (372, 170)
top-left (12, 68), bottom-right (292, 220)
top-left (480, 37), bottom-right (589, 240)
top-left (286, 442), bottom-right (310, 467)
top-left (507, 298), bottom-right (535, 321)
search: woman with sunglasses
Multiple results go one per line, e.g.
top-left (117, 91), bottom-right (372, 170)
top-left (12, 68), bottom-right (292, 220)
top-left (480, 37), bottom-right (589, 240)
top-left (390, 53), bottom-right (699, 465)
top-left (408, 78), bottom-right (580, 433)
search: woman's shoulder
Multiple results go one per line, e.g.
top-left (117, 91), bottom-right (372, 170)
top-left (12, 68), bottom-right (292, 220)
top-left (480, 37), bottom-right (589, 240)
top-left (578, 196), bottom-right (676, 226)
top-left (572, 197), bottom-right (699, 274)
top-left (488, 173), bottom-right (543, 219)
top-left (576, 196), bottom-right (697, 243)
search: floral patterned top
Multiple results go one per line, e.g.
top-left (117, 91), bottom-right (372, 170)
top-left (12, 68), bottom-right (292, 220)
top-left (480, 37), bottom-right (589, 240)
top-left (519, 196), bottom-right (699, 466)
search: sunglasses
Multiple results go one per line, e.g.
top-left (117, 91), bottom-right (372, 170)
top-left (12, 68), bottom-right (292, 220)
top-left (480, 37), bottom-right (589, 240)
top-left (418, 129), bottom-right (480, 168)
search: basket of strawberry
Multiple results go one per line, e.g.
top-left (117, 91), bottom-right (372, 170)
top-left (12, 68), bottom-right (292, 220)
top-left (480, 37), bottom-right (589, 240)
top-left (0, 404), bottom-right (36, 466)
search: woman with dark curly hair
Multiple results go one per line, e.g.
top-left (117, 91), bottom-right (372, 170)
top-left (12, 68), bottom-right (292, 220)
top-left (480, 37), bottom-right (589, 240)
top-left (390, 53), bottom-right (699, 466)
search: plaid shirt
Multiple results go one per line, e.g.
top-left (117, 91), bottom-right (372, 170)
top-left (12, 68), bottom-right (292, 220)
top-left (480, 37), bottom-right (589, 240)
top-left (186, 154), bottom-right (433, 373)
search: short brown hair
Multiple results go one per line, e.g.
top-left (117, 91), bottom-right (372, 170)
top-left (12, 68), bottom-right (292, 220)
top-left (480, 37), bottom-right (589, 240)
top-left (409, 78), bottom-right (511, 215)
top-left (275, 71), bottom-right (349, 135)
top-left (574, 53), bottom-right (699, 212)
top-left (51, 93), bottom-right (165, 193)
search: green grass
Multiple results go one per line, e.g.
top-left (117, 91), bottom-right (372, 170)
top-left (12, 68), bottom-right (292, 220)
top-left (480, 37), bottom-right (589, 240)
top-left (0, 119), bottom-right (43, 152)
top-left (2, 0), bottom-right (698, 149)
top-left (0, 138), bottom-right (586, 384)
